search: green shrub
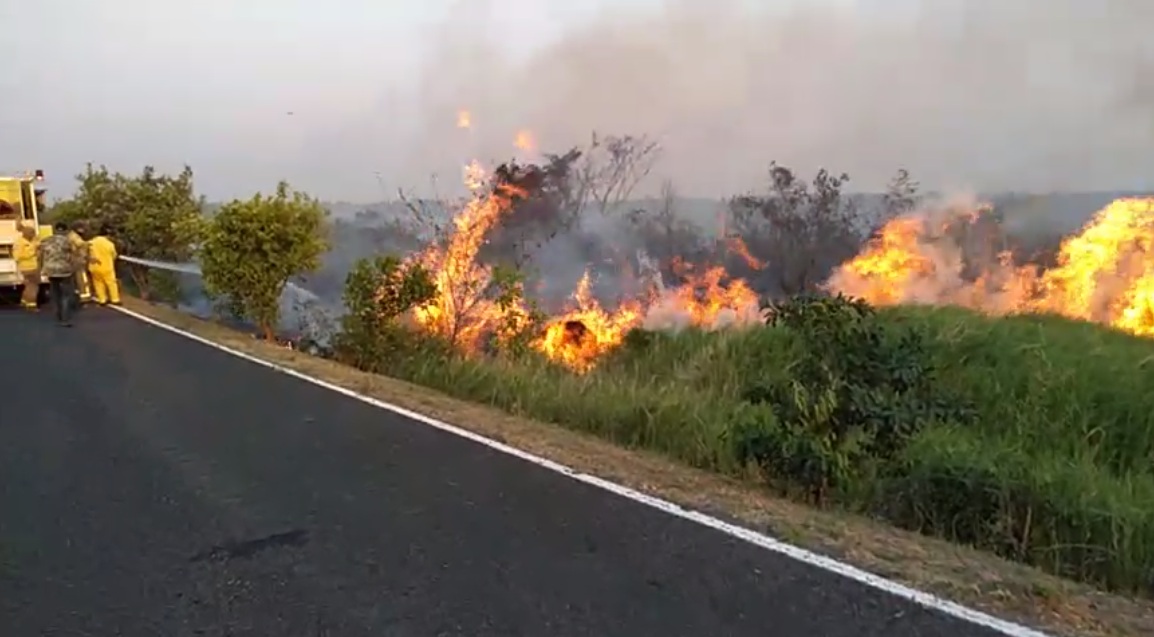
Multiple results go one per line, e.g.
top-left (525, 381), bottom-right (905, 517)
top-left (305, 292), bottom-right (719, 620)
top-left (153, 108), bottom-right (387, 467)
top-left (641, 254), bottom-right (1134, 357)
top-left (332, 255), bottom-right (445, 373)
top-left (738, 294), bottom-right (976, 503)
top-left (118, 266), bottom-right (185, 307)
top-left (200, 182), bottom-right (328, 340)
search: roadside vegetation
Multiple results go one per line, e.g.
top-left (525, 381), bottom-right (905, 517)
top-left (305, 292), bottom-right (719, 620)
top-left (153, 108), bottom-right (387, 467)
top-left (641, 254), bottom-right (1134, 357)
top-left (49, 164), bottom-right (203, 302)
top-left (198, 182), bottom-right (329, 340)
top-left (47, 138), bottom-right (1154, 602)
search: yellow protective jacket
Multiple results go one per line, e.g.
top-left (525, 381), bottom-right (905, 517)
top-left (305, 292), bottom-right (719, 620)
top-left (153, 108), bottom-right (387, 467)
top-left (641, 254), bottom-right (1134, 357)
top-left (14, 235), bottom-right (39, 273)
top-left (88, 235), bottom-right (118, 273)
top-left (67, 231), bottom-right (90, 268)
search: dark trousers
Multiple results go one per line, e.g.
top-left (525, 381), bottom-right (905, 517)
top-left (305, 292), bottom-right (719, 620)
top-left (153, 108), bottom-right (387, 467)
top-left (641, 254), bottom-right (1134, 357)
top-left (48, 276), bottom-right (75, 323)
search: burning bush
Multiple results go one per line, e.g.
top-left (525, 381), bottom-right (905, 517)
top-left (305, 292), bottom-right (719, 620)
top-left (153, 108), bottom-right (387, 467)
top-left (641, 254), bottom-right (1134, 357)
top-left (370, 134), bottom-right (769, 373)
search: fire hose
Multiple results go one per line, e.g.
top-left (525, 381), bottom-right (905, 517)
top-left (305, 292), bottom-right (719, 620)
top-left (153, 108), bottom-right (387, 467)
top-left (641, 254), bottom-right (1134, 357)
top-left (116, 255), bottom-right (322, 303)
top-left (113, 255), bottom-right (338, 350)
top-left (117, 254), bottom-right (203, 274)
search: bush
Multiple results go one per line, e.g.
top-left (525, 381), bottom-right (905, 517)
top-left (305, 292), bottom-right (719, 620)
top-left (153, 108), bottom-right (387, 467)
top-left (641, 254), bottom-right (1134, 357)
top-left (332, 255), bottom-right (446, 372)
top-left (735, 294), bottom-right (976, 503)
top-left (199, 182), bottom-right (328, 340)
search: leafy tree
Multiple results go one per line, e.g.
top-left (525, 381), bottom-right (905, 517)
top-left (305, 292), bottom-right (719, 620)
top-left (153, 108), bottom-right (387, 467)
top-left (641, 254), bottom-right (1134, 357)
top-left (48, 164), bottom-right (204, 301)
top-left (199, 181), bottom-right (329, 340)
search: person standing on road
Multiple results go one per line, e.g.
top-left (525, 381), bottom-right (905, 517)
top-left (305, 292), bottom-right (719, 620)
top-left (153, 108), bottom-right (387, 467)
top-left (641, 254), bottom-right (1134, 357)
top-left (14, 223), bottom-right (42, 311)
top-left (67, 223), bottom-right (92, 305)
top-left (38, 222), bottom-right (82, 327)
top-left (87, 225), bottom-right (121, 306)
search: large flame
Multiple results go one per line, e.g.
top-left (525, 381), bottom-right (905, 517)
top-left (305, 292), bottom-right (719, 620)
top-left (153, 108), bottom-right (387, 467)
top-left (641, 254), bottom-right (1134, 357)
top-left (394, 112), bottom-right (763, 372)
top-left (389, 113), bottom-right (1154, 369)
top-left (407, 159), bottom-right (530, 353)
top-left (827, 196), bottom-right (1154, 336)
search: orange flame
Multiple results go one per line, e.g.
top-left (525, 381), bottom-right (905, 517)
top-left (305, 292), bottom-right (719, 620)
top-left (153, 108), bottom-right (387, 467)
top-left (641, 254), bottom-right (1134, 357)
top-left (661, 259), bottom-right (761, 328)
top-left (514, 130), bottom-right (535, 152)
top-left (407, 158), bottom-right (529, 353)
top-left (394, 112), bottom-right (766, 372)
top-left (827, 196), bottom-right (1154, 337)
top-left (724, 235), bottom-right (765, 270)
top-left (532, 271), bottom-right (643, 373)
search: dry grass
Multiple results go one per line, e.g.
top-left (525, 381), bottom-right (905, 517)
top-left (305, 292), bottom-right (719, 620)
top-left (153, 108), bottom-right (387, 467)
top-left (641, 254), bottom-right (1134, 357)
top-left (120, 297), bottom-right (1154, 637)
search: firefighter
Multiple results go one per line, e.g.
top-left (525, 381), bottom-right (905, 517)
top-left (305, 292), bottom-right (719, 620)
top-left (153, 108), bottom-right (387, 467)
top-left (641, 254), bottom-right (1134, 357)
top-left (13, 223), bottom-right (40, 310)
top-left (67, 223), bottom-right (92, 303)
top-left (87, 225), bottom-right (120, 305)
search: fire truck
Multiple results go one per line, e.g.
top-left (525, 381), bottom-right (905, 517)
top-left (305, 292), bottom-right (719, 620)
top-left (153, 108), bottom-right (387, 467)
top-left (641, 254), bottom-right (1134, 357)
top-left (0, 170), bottom-right (52, 303)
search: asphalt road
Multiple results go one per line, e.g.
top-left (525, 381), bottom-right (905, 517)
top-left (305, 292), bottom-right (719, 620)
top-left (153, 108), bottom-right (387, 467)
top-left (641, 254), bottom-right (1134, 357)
top-left (0, 306), bottom-right (1016, 637)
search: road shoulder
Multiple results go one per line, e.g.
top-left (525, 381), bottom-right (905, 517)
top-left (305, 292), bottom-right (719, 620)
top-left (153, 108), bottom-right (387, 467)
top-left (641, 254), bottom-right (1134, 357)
top-left (112, 297), bottom-right (1154, 637)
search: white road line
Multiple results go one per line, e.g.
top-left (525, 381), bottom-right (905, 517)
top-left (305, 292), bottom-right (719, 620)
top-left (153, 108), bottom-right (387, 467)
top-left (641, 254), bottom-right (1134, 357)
top-left (111, 304), bottom-right (1054, 637)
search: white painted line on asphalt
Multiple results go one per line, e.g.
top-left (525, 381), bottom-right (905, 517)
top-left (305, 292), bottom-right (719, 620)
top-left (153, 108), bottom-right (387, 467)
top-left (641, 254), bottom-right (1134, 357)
top-left (111, 304), bottom-right (1054, 637)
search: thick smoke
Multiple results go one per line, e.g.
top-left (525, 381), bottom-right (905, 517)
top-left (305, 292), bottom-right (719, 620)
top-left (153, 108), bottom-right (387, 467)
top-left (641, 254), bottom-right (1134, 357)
top-left (211, 0), bottom-right (1154, 341)
top-left (391, 0), bottom-right (1153, 197)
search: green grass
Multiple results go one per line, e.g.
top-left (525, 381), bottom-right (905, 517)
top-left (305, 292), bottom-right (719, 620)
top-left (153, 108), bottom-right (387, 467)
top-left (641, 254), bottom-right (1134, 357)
top-left (342, 305), bottom-right (1154, 597)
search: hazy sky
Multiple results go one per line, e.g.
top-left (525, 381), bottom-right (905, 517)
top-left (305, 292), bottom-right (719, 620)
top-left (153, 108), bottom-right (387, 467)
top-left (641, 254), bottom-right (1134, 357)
top-left (2, 0), bottom-right (1151, 202)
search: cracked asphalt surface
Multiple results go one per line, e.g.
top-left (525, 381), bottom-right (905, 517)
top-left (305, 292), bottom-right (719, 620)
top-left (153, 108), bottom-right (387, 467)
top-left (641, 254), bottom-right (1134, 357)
top-left (0, 307), bottom-right (1016, 636)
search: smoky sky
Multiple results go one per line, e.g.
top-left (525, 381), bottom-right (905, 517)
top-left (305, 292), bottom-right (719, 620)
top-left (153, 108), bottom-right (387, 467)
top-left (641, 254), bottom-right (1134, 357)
top-left (7, 0), bottom-right (1152, 201)
top-left (380, 0), bottom-right (1154, 201)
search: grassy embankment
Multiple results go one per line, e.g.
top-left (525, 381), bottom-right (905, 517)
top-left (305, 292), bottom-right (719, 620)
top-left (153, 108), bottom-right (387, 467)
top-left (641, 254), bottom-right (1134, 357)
top-left (337, 297), bottom-right (1154, 599)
